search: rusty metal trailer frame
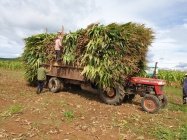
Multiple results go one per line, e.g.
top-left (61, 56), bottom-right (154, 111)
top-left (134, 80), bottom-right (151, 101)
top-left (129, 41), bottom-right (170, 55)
top-left (44, 64), bottom-right (99, 94)
top-left (45, 64), bottom-right (85, 81)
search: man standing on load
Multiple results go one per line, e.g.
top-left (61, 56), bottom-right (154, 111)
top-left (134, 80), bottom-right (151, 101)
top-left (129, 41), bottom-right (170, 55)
top-left (183, 73), bottom-right (187, 104)
top-left (54, 35), bottom-right (62, 66)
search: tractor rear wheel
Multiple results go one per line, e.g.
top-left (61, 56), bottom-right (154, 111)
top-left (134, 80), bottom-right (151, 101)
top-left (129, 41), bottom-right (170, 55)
top-left (100, 84), bottom-right (125, 105)
top-left (48, 77), bottom-right (61, 93)
top-left (141, 94), bottom-right (160, 113)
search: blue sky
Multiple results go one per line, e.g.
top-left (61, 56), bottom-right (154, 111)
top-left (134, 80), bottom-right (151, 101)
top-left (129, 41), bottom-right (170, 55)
top-left (0, 0), bottom-right (187, 70)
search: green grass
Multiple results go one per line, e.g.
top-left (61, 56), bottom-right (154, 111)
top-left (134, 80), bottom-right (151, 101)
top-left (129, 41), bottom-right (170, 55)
top-left (164, 86), bottom-right (187, 113)
top-left (0, 104), bottom-right (22, 120)
top-left (151, 126), bottom-right (177, 140)
top-left (63, 110), bottom-right (74, 122)
top-left (169, 101), bottom-right (187, 112)
top-left (151, 123), bottom-right (187, 140)
top-left (0, 58), bottom-right (23, 70)
top-left (33, 121), bottom-right (39, 129)
top-left (165, 86), bottom-right (182, 96)
top-left (158, 69), bottom-right (187, 88)
top-left (178, 123), bottom-right (187, 139)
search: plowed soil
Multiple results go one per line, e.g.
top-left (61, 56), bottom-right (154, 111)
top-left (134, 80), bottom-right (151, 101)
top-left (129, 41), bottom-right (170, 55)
top-left (0, 69), bottom-right (186, 140)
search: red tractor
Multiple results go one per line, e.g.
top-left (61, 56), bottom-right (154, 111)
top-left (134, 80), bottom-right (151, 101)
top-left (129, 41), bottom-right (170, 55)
top-left (98, 63), bottom-right (167, 113)
top-left (125, 77), bottom-right (167, 113)
top-left (98, 76), bottom-right (167, 114)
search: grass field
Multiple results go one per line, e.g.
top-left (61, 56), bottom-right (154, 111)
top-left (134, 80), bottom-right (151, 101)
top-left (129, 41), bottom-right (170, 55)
top-left (0, 58), bottom-right (23, 71)
top-left (0, 64), bottom-right (187, 139)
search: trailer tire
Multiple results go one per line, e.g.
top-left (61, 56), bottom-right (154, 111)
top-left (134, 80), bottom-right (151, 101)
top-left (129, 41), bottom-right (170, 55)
top-left (141, 94), bottom-right (160, 113)
top-left (160, 95), bottom-right (168, 109)
top-left (48, 77), bottom-right (61, 93)
top-left (100, 84), bottom-right (125, 105)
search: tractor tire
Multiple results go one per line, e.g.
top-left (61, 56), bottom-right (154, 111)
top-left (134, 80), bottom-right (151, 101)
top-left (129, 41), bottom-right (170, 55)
top-left (160, 95), bottom-right (168, 109)
top-left (100, 84), bottom-right (125, 105)
top-left (48, 77), bottom-right (61, 93)
top-left (141, 94), bottom-right (160, 113)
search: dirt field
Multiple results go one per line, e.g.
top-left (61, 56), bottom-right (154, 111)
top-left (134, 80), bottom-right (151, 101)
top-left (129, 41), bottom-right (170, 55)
top-left (0, 69), bottom-right (186, 140)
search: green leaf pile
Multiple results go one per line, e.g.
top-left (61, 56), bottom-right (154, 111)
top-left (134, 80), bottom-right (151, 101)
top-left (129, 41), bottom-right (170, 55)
top-left (22, 33), bottom-right (56, 85)
top-left (22, 22), bottom-right (155, 88)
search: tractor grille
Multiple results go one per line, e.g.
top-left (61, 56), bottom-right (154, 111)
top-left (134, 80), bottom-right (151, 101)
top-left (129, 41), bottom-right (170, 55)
top-left (160, 86), bottom-right (164, 91)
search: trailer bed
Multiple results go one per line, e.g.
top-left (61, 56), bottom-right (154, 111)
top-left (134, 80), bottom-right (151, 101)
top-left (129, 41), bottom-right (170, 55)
top-left (44, 64), bottom-right (85, 81)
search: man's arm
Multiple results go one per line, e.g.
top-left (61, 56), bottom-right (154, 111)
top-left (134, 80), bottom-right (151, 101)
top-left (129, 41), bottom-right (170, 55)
top-left (44, 64), bottom-right (52, 73)
top-left (59, 39), bottom-right (62, 47)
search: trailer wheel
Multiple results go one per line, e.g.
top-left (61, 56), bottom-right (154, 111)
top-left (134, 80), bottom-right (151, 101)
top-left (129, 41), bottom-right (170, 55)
top-left (48, 77), bottom-right (61, 93)
top-left (141, 94), bottom-right (160, 113)
top-left (100, 84), bottom-right (125, 105)
top-left (160, 95), bottom-right (168, 109)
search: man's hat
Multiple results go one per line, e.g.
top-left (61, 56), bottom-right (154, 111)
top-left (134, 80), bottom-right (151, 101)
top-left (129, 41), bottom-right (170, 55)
top-left (185, 73), bottom-right (187, 76)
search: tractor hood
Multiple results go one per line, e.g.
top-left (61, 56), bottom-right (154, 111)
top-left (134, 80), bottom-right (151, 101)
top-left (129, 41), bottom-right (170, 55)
top-left (130, 77), bottom-right (166, 86)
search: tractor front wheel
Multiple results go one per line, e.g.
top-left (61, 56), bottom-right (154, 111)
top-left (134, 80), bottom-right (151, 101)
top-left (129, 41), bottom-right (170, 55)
top-left (141, 94), bottom-right (160, 113)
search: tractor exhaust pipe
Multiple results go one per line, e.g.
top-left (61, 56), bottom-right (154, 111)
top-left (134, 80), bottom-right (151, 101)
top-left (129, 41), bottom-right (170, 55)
top-left (153, 62), bottom-right (158, 79)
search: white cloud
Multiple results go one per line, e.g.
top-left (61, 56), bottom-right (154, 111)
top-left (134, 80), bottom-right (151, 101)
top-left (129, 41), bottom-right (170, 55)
top-left (0, 0), bottom-right (187, 70)
top-left (148, 23), bottom-right (187, 69)
top-left (184, 24), bottom-right (187, 29)
top-left (0, 35), bottom-right (23, 58)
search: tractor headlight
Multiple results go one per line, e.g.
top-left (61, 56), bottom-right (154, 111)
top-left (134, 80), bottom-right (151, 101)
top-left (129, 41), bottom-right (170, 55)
top-left (158, 81), bottom-right (165, 85)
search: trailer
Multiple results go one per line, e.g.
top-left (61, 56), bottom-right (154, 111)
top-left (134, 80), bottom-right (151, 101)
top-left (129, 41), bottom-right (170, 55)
top-left (44, 64), bottom-right (168, 113)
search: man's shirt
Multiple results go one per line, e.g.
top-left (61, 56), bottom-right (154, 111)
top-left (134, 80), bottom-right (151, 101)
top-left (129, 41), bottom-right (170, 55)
top-left (37, 67), bottom-right (49, 81)
top-left (55, 39), bottom-right (61, 50)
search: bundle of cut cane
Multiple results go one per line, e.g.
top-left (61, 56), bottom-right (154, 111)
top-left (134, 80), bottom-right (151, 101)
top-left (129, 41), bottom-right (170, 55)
top-left (22, 22), bottom-right (154, 88)
top-left (22, 33), bottom-right (56, 85)
top-left (62, 22), bottom-right (154, 88)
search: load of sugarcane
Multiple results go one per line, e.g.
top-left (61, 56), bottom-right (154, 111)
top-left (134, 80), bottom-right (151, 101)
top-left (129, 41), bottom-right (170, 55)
top-left (22, 22), bottom-right (155, 88)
